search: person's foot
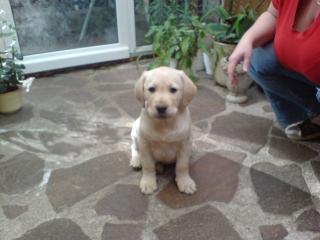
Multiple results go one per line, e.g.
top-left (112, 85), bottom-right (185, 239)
top-left (285, 118), bottom-right (320, 140)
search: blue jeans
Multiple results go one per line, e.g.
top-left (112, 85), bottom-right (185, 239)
top-left (248, 42), bottom-right (320, 129)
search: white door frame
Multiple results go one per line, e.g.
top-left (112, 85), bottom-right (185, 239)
top-left (127, 0), bottom-right (152, 56)
top-left (2, 0), bottom-right (136, 74)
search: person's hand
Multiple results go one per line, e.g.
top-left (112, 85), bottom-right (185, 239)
top-left (227, 39), bottom-right (253, 86)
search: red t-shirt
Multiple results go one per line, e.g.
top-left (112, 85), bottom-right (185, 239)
top-left (272, 0), bottom-right (320, 84)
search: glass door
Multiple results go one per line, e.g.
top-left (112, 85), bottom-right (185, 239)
top-left (1, 0), bottom-right (133, 73)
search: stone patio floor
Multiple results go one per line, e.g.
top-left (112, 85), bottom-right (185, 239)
top-left (1, 62), bottom-right (320, 240)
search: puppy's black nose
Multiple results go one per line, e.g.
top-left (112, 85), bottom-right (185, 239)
top-left (156, 106), bottom-right (167, 114)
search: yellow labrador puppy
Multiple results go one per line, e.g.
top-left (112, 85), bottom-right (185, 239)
top-left (131, 66), bottom-right (197, 194)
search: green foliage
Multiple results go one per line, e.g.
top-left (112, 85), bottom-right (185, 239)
top-left (144, 0), bottom-right (217, 80)
top-left (207, 5), bottom-right (257, 70)
top-left (209, 5), bottom-right (257, 44)
top-left (136, 0), bottom-right (194, 27)
top-left (0, 11), bottom-right (27, 94)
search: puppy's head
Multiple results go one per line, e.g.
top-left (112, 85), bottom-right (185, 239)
top-left (134, 67), bottom-right (197, 119)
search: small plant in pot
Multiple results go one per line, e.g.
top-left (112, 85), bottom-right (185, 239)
top-left (210, 4), bottom-right (257, 103)
top-left (0, 10), bottom-right (34, 114)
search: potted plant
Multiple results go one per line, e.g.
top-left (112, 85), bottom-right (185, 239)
top-left (144, 1), bottom-right (217, 80)
top-left (0, 10), bottom-right (34, 114)
top-left (209, 4), bottom-right (257, 103)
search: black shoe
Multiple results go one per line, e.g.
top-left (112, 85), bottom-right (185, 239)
top-left (285, 119), bottom-right (320, 140)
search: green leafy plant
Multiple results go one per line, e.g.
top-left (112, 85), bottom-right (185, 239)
top-left (145, 0), bottom-right (179, 26)
top-left (0, 10), bottom-right (33, 94)
top-left (144, 1), bottom-right (217, 80)
top-left (136, 0), bottom-right (197, 27)
top-left (206, 4), bottom-right (258, 72)
top-left (209, 5), bottom-right (257, 44)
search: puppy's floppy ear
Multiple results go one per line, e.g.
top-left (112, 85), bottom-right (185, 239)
top-left (180, 71), bottom-right (197, 108)
top-left (134, 71), bottom-right (148, 106)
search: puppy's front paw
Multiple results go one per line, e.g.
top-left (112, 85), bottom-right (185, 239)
top-left (176, 176), bottom-right (197, 194)
top-left (140, 176), bottom-right (157, 194)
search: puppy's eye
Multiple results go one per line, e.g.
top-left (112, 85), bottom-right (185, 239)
top-left (148, 87), bottom-right (156, 93)
top-left (170, 87), bottom-right (177, 93)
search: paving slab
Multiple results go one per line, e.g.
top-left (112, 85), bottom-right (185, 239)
top-left (154, 205), bottom-right (243, 240)
top-left (157, 151), bottom-right (246, 209)
top-left (101, 223), bottom-right (142, 240)
top-left (259, 224), bottom-right (288, 240)
top-left (0, 104), bottom-right (34, 126)
top-left (39, 109), bottom-right (82, 127)
top-left (2, 205), bottom-right (29, 219)
top-left (24, 86), bottom-right (66, 104)
top-left (270, 126), bottom-right (287, 138)
top-left (95, 83), bottom-right (134, 92)
top-left (250, 163), bottom-right (312, 215)
top-left (12, 219), bottom-right (91, 240)
top-left (62, 89), bottom-right (97, 105)
top-left (46, 151), bottom-right (131, 212)
top-left (49, 74), bottom-right (89, 88)
top-left (269, 137), bottom-right (318, 163)
top-left (312, 161), bottom-right (320, 181)
top-left (296, 208), bottom-right (320, 232)
top-left (95, 184), bottom-right (148, 220)
top-left (189, 86), bottom-right (226, 122)
top-left (0, 152), bottom-right (45, 194)
top-left (210, 111), bottom-right (273, 153)
top-left (93, 68), bottom-right (140, 84)
top-left (1, 131), bottom-right (48, 154)
top-left (115, 91), bottom-right (141, 118)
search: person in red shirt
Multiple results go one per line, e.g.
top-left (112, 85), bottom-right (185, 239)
top-left (228, 0), bottom-right (320, 140)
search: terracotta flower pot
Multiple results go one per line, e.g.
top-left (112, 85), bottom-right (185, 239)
top-left (0, 87), bottom-right (23, 114)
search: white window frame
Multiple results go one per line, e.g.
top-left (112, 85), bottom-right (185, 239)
top-left (2, 0), bottom-right (137, 74)
top-left (127, 0), bottom-right (152, 57)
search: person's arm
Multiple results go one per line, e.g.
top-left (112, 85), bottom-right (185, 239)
top-left (227, 3), bottom-right (278, 84)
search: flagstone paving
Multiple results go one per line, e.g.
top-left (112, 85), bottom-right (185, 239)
top-left (2, 205), bottom-right (29, 220)
top-left (1, 62), bottom-right (320, 240)
top-left (259, 224), bottom-right (288, 240)
top-left (296, 209), bottom-right (320, 233)
top-left (94, 184), bottom-right (149, 220)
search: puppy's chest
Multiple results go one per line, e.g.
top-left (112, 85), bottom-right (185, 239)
top-left (149, 141), bottom-right (180, 163)
top-left (142, 122), bottom-right (189, 143)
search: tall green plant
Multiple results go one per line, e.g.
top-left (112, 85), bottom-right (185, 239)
top-left (144, 1), bottom-right (218, 80)
top-left (209, 5), bottom-right (257, 44)
top-left (136, 0), bottom-right (181, 26)
top-left (206, 4), bottom-right (258, 73)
